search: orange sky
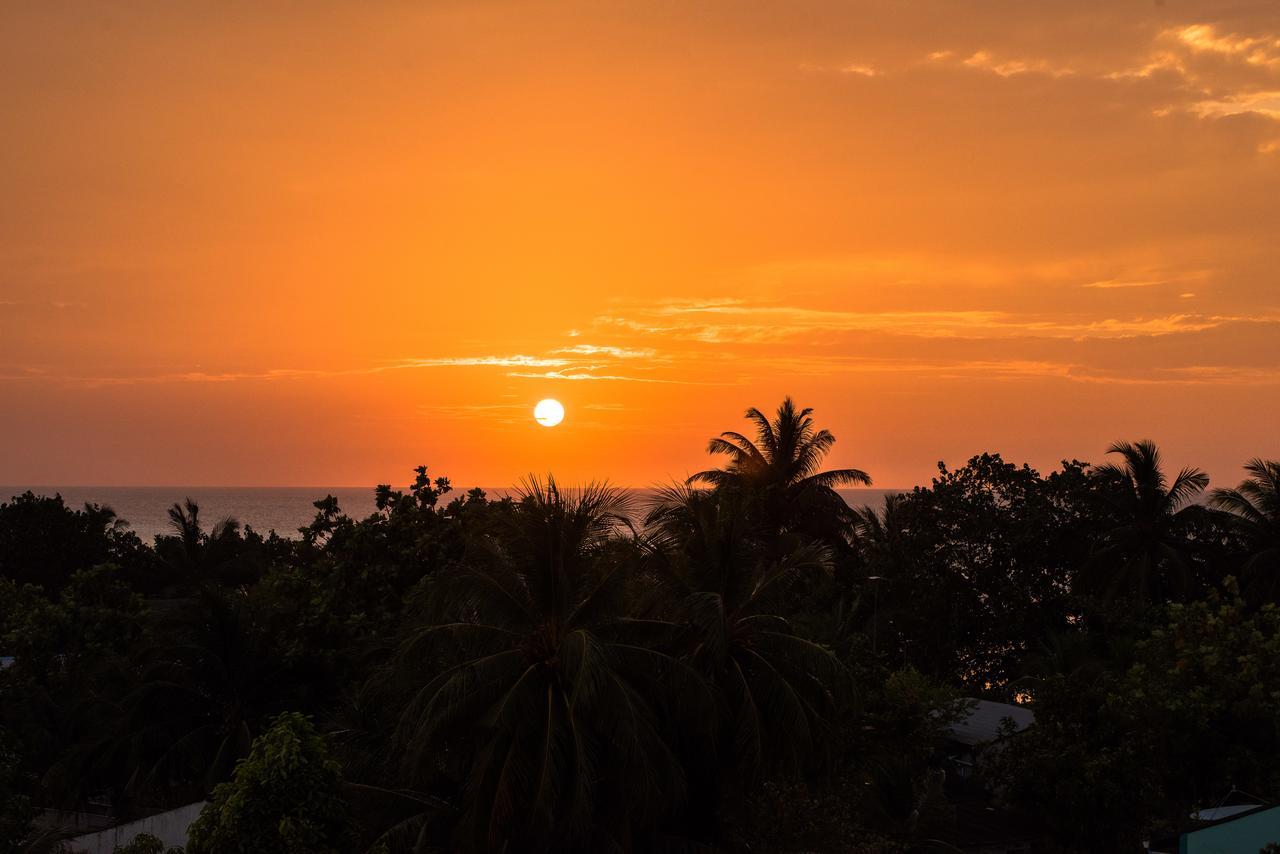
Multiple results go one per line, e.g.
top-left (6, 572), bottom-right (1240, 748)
top-left (2, 1), bottom-right (1279, 488)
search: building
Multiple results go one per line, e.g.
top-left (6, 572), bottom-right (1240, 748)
top-left (944, 698), bottom-right (1035, 781)
top-left (1148, 803), bottom-right (1280, 854)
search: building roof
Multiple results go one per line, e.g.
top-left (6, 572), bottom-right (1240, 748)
top-left (947, 698), bottom-right (1035, 746)
top-left (1192, 804), bottom-right (1263, 821)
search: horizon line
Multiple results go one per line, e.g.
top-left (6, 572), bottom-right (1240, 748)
top-left (2, 483), bottom-right (910, 491)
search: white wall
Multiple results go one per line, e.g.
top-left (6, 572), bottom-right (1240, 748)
top-left (62, 802), bottom-right (205, 854)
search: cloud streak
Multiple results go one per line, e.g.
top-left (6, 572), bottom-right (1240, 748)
top-left (596, 299), bottom-right (1263, 343)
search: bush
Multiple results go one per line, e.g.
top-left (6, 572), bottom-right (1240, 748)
top-left (185, 713), bottom-right (354, 854)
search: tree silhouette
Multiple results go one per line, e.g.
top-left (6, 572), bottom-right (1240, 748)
top-left (644, 484), bottom-right (851, 781)
top-left (689, 397), bottom-right (870, 540)
top-left (384, 477), bottom-right (703, 853)
top-left (159, 499), bottom-right (256, 588)
top-left (1210, 458), bottom-right (1280, 602)
top-left (1085, 440), bottom-right (1209, 602)
top-left (848, 494), bottom-right (913, 649)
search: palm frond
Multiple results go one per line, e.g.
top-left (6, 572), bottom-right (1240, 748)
top-left (801, 467), bottom-right (873, 489)
top-left (744, 407), bottom-right (778, 462)
top-left (1167, 466), bottom-right (1209, 508)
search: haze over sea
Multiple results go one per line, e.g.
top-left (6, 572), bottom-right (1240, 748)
top-left (1, 486), bottom-right (901, 541)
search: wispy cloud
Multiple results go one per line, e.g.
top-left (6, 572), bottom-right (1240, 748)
top-left (552, 344), bottom-right (656, 359)
top-left (1068, 364), bottom-right (1280, 386)
top-left (840, 63), bottom-right (880, 77)
top-left (20, 354), bottom-right (585, 388)
top-left (1172, 24), bottom-right (1280, 69)
top-left (959, 50), bottom-right (1075, 78)
top-left (744, 355), bottom-right (1280, 386)
top-left (506, 369), bottom-right (684, 383)
top-left (929, 23), bottom-right (1280, 128)
top-left (1189, 90), bottom-right (1280, 120)
top-left (394, 355), bottom-right (571, 368)
top-left (1081, 278), bottom-right (1168, 290)
top-left (1105, 23), bottom-right (1280, 121)
top-left (595, 298), bottom-right (1257, 343)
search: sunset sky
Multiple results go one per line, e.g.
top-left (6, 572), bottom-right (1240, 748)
top-left (2, 1), bottom-right (1279, 488)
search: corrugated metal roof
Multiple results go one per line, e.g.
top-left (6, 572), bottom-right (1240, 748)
top-left (948, 698), bottom-right (1035, 746)
top-left (1192, 804), bottom-right (1263, 821)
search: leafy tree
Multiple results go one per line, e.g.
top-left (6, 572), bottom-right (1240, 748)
top-left (115, 588), bottom-right (324, 800)
top-left (1210, 458), bottom-right (1280, 602)
top-left (270, 470), bottom-right (475, 656)
top-left (689, 397), bottom-right (870, 542)
top-left (858, 455), bottom-right (1102, 693)
top-left (1083, 440), bottom-right (1209, 602)
top-left (991, 580), bottom-right (1280, 850)
top-left (186, 712), bottom-right (355, 854)
top-left (1121, 582), bottom-right (1280, 814)
top-left (0, 564), bottom-right (145, 686)
top-left (112, 832), bottom-right (184, 853)
top-left (725, 666), bottom-right (961, 852)
top-left (0, 493), bottom-right (133, 594)
top-left (0, 732), bottom-right (35, 854)
top-left (984, 666), bottom-right (1154, 853)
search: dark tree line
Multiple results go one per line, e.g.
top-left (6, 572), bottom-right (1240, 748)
top-left (1, 400), bottom-right (1278, 853)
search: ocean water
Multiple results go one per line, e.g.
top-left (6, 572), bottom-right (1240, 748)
top-left (1, 486), bottom-right (902, 542)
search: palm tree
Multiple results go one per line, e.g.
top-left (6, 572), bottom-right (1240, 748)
top-left (1085, 440), bottom-right (1209, 602)
top-left (643, 484), bottom-right (852, 782)
top-left (847, 493), bottom-right (914, 650)
top-left (385, 477), bottom-right (706, 853)
top-left (1210, 458), bottom-right (1280, 601)
top-left (851, 493), bottom-right (915, 575)
top-left (160, 499), bottom-right (251, 588)
top-left (689, 397), bottom-right (870, 541)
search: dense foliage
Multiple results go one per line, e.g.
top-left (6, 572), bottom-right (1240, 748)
top-left (186, 712), bottom-right (355, 854)
top-left (1, 398), bottom-right (1276, 852)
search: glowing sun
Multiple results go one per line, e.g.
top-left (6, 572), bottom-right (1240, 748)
top-left (533, 398), bottom-right (565, 427)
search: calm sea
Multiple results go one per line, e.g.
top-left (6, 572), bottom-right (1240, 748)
top-left (0, 486), bottom-right (901, 541)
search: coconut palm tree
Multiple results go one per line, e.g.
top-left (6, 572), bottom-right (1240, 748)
top-left (160, 499), bottom-right (254, 588)
top-left (688, 397), bottom-right (870, 541)
top-left (851, 493), bottom-right (913, 573)
top-left (847, 493), bottom-right (915, 650)
top-left (1085, 440), bottom-right (1209, 602)
top-left (1210, 458), bottom-right (1280, 601)
top-left (643, 484), bottom-right (852, 782)
top-left (386, 477), bottom-right (706, 853)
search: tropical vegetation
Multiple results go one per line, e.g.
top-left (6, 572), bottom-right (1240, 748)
top-left (1, 397), bottom-right (1278, 852)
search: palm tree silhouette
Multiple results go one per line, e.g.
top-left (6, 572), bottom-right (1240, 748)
top-left (161, 499), bottom-right (248, 587)
top-left (1210, 458), bottom-right (1280, 601)
top-left (644, 484), bottom-right (851, 780)
top-left (851, 493), bottom-right (913, 575)
top-left (1086, 440), bottom-right (1209, 602)
top-left (849, 494), bottom-right (914, 649)
top-left (689, 397), bottom-right (870, 539)
top-left (387, 477), bottom-right (703, 853)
